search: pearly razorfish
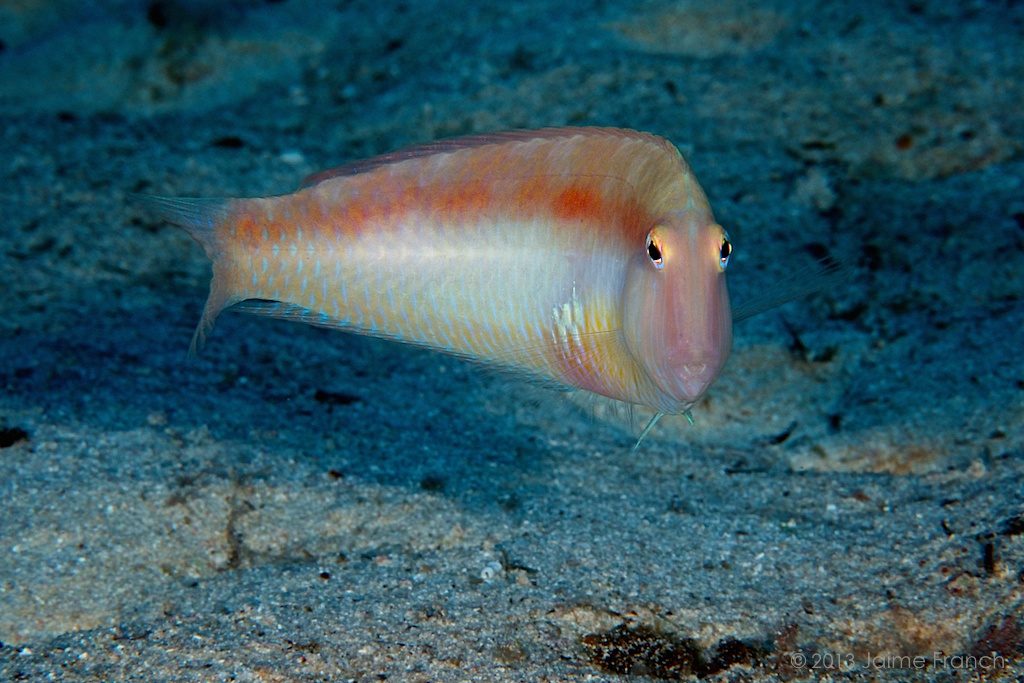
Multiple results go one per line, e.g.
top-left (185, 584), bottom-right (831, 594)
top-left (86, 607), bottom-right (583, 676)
top-left (148, 127), bottom-right (733, 442)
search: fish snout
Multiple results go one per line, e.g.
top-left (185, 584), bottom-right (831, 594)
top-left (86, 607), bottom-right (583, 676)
top-left (673, 359), bottom-right (718, 403)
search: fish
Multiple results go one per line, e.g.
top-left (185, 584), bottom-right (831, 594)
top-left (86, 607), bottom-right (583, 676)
top-left (144, 127), bottom-right (734, 444)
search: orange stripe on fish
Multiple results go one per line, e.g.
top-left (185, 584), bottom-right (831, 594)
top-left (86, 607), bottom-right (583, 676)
top-left (143, 127), bottom-right (734, 439)
top-left (552, 186), bottom-right (604, 223)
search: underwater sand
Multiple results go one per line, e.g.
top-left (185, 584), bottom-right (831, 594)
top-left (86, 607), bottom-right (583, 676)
top-left (1, 0), bottom-right (1022, 680)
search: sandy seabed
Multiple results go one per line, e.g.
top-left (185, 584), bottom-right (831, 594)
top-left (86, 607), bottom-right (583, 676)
top-left (1, 1), bottom-right (1022, 681)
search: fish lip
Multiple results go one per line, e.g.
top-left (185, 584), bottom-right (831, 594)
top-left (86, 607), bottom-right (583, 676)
top-left (678, 362), bottom-right (712, 400)
top-left (651, 357), bottom-right (720, 409)
top-left (674, 361), bottom-right (716, 403)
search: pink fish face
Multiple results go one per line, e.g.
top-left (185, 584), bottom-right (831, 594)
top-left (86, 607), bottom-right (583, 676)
top-left (622, 209), bottom-right (732, 413)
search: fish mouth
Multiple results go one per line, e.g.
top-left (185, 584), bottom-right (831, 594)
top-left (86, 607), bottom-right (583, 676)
top-left (673, 361), bottom-right (716, 403)
top-left (679, 362), bottom-right (712, 401)
top-left (649, 356), bottom-right (721, 410)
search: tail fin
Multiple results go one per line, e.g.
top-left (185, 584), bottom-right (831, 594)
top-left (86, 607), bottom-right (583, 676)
top-left (135, 195), bottom-right (236, 354)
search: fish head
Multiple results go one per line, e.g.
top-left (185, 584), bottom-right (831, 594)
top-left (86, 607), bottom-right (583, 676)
top-left (622, 209), bottom-right (733, 412)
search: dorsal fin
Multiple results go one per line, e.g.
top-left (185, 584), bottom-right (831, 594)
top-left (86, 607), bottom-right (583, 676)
top-left (299, 126), bottom-right (670, 188)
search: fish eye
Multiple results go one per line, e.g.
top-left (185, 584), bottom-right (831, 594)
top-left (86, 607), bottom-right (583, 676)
top-left (646, 231), bottom-right (664, 269)
top-left (719, 235), bottom-right (732, 270)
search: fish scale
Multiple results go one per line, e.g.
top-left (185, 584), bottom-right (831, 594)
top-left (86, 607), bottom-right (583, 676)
top-left (146, 126), bottom-right (733, 427)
